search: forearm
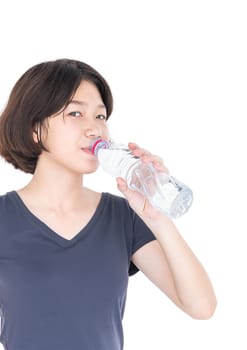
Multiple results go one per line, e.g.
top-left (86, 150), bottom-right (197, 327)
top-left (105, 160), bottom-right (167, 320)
top-left (142, 213), bottom-right (217, 318)
top-left (116, 175), bottom-right (217, 318)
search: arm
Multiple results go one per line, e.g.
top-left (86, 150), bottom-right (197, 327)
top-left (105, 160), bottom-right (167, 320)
top-left (116, 143), bottom-right (217, 320)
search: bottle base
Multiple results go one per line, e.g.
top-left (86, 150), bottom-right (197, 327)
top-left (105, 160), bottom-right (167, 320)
top-left (168, 188), bottom-right (194, 218)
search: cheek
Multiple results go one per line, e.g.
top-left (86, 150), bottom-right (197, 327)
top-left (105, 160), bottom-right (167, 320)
top-left (42, 127), bottom-right (71, 151)
top-left (101, 124), bottom-right (110, 139)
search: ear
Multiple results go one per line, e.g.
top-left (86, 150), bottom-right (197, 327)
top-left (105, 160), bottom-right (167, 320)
top-left (32, 124), bottom-right (40, 143)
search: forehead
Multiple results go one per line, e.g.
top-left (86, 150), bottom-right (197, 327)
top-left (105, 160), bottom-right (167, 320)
top-left (73, 80), bottom-right (103, 103)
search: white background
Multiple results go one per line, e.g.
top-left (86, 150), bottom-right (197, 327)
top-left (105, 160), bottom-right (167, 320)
top-left (0, 0), bottom-right (246, 349)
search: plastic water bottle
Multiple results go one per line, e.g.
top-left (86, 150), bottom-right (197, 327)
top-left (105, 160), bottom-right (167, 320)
top-left (90, 138), bottom-right (193, 218)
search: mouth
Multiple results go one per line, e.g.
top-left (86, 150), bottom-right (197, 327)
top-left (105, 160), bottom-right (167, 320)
top-left (81, 148), bottom-right (95, 156)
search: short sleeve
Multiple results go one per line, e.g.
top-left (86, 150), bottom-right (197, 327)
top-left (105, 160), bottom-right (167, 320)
top-left (128, 212), bottom-right (156, 276)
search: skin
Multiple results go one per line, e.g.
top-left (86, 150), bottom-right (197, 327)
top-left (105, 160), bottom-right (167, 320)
top-left (17, 80), bottom-right (217, 319)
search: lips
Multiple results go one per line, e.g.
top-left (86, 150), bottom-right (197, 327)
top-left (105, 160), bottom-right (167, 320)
top-left (81, 148), bottom-right (94, 155)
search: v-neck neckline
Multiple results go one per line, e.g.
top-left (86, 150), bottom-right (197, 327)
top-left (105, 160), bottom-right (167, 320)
top-left (8, 190), bottom-right (108, 247)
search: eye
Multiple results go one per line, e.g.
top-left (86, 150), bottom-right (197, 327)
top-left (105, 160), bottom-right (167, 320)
top-left (68, 111), bottom-right (82, 118)
top-left (96, 114), bottom-right (107, 121)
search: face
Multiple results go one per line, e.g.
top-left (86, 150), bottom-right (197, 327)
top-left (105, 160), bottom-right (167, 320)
top-left (37, 80), bottom-right (109, 174)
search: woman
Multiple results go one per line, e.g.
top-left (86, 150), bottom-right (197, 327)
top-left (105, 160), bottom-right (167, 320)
top-left (0, 59), bottom-right (216, 350)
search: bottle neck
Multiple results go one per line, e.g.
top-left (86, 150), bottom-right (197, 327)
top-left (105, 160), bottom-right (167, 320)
top-left (90, 138), bottom-right (110, 155)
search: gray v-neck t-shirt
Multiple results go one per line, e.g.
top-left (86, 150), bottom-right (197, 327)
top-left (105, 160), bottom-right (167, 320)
top-left (0, 191), bottom-right (155, 350)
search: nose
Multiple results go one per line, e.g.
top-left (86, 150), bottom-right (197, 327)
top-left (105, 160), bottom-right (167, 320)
top-left (84, 119), bottom-right (101, 139)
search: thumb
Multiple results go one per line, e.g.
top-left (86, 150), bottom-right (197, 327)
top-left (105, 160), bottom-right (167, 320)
top-left (116, 177), bottom-right (160, 219)
top-left (116, 177), bottom-right (143, 206)
top-left (116, 177), bottom-right (137, 202)
top-left (116, 177), bottom-right (129, 196)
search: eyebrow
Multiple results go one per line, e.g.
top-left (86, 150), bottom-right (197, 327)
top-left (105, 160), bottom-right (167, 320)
top-left (68, 100), bottom-right (106, 110)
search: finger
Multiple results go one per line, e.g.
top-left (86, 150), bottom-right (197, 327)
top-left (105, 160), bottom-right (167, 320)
top-left (128, 142), bottom-right (139, 150)
top-left (116, 177), bottom-right (134, 197)
top-left (140, 154), bottom-right (169, 173)
top-left (128, 144), bottom-right (169, 172)
top-left (116, 177), bottom-right (148, 213)
top-left (141, 154), bottom-right (163, 163)
top-left (116, 177), bottom-right (136, 201)
top-left (155, 163), bottom-right (169, 173)
top-left (131, 147), bottom-right (151, 157)
top-left (116, 177), bottom-right (128, 193)
top-left (128, 143), bottom-right (150, 155)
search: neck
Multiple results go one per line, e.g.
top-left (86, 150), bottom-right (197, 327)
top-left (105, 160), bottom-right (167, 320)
top-left (19, 157), bottom-right (86, 211)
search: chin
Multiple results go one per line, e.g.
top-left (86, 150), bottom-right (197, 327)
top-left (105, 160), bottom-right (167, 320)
top-left (78, 163), bottom-right (99, 175)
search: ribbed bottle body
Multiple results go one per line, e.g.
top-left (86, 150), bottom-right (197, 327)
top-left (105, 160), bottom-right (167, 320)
top-left (91, 139), bottom-right (193, 218)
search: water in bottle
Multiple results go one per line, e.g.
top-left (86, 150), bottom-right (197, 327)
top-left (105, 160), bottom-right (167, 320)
top-left (90, 138), bottom-right (193, 218)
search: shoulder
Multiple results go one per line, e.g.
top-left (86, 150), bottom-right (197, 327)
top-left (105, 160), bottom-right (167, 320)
top-left (102, 191), bottom-right (133, 215)
top-left (84, 187), bottom-right (131, 215)
top-left (95, 192), bottom-right (137, 232)
top-left (0, 192), bottom-right (14, 237)
top-left (0, 191), bottom-right (10, 210)
top-left (0, 191), bottom-right (17, 219)
top-left (0, 192), bottom-right (12, 216)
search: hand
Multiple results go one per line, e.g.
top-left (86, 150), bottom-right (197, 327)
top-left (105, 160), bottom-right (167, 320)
top-left (116, 142), bottom-right (169, 219)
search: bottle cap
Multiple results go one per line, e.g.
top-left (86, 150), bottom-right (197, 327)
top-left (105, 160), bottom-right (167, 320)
top-left (90, 138), bottom-right (109, 155)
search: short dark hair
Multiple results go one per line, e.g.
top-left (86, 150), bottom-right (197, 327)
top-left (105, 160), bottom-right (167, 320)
top-left (0, 58), bottom-right (113, 174)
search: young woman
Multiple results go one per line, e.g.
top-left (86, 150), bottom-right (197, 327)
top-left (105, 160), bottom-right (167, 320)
top-left (0, 59), bottom-right (216, 350)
